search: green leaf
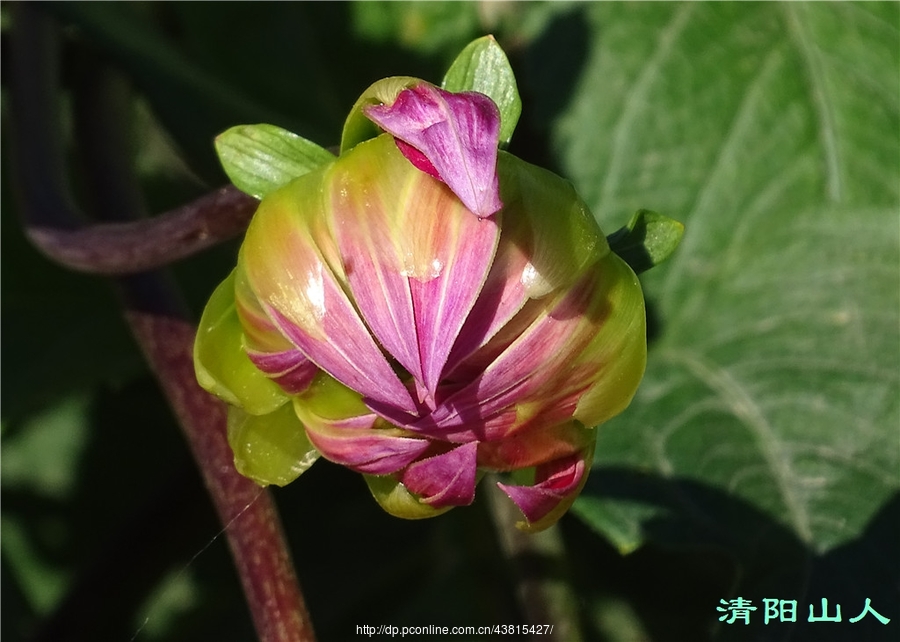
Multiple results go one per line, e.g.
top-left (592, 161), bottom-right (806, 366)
top-left (605, 210), bottom-right (684, 275)
top-left (442, 35), bottom-right (522, 146)
top-left (543, 0), bottom-right (898, 601)
top-left (215, 124), bottom-right (334, 200)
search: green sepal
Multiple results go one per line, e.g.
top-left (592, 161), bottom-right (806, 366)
top-left (363, 474), bottom-right (453, 520)
top-left (442, 35), bottom-right (521, 147)
top-left (339, 76), bottom-right (419, 154)
top-left (215, 123), bottom-right (335, 200)
top-left (227, 403), bottom-right (319, 487)
top-left (193, 270), bottom-right (289, 416)
top-left (606, 209), bottom-right (684, 275)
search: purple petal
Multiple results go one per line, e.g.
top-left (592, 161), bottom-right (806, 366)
top-left (400, 441), bottom-right (478, 508)
top-left (239, 178), bottom-right (419, 415)
top-left (301, 412), bottom-right (430, 475)
top-left (265, 303), bottom-right (419, 414)
top-left (329, 136), bottom-right (499, 403)
top-left (402, 270), bottom-right (607, 442)
top-left (496, 453), bottom-right (587, 524)
top-left (245, 349), bottom-right (319, 394)
top-left (364, 83), bottom-right (503, 218)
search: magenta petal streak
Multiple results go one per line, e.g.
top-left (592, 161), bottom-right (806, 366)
top-left (496, 454), bottom-right (586, 523)
top-left (329, 138), bottom-right (499, 404)
top-left (389, 271), bottom-right (605, 442)
top-left (363, 83), bottom-right (503, 218)
top-left (400, 441), bottom-right (478, 508)
top-left (246, 349), bottom-right (319, 394)
top-left (303, 416), bottom-right (431, 476)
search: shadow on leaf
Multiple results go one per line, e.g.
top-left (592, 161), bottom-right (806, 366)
top-left (578, 468), bottom-right (899, 642)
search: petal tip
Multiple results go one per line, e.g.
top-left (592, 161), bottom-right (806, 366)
top-left (496, 452), bottom-right (590, 531)
top-left (363, 83), bottom-right (503, 218)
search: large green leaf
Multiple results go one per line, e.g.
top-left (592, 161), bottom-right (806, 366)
top-left (532, 2), bottom-right (900, 634)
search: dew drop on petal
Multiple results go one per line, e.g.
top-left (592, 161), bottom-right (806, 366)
top-left (521, 261), bottom-right (553, 299)
top-left (285, 262), bottom-right (326, 323)
top-left (307, 267), bottom-right (327, 320)
top-left (400, 254), bottom-right (444, 281)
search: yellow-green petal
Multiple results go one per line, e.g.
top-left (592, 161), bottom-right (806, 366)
top-left (227, 402), bottom-right (319, 487)
top-left (340, 76), bottom-right (419, 154)
top-left (498, 152), bottom-right (610, 299)
top-left (572, 254), bottom-right (647, 427)
top-left (194, 271), bottom-right (289, 416)
top-left (363, 474), bottom-right (452, 520)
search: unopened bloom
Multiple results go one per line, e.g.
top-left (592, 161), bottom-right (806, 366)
top-left (196, 76), bottom-right (646, 531)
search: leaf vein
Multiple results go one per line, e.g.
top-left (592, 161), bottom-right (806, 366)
top-left (660, 348), bottom-right (814, 543)
top-left (782, 3), bottom-right (843, 202)
top-left (597, 3), bottom-right (695, 217)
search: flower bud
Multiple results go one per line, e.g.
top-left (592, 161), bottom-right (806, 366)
top-left (196, 76), bottom-right (647, 531)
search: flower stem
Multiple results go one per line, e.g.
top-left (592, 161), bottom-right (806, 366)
top-left (128, 311), bottom-right (316, 642)
top-left (486, 478), bottom-right (585, 642)
top-left (25, 185), bottom-right (258, 275)
top-left (9, 5), bottom-right (316, 640)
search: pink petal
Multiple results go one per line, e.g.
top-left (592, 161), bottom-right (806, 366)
top-left (444, 150), bottom-right (611, 376)
top-left (328, 136), bottom-right (499, 403)
top-left (265, 303), bottom-right (419, 414)
top-left (441, 227), bottom-right (531, 378)
top-left (415, 252), bottom-right (642, 444)
top-left (245, 349), bottom-right (319, 395)
top-left (301, 412), bottom-right (430, 475)
top-left (364, 83), bottom-right (503, 218)
top-left (239, 173), bottom-right (419, 415)
top-left (497, 453), bottom-right (587, 524)
top-left (400, 441), bottom-right (478, 508)
top-left (404, 269), bottom-right (607, 442)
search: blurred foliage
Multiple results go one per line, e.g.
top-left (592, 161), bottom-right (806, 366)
top-left (2, 3), bottom-right (897, 642)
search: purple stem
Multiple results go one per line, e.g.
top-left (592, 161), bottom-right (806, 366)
top-left (485, 478), bottom-right (585, 642)
top-left (25, 185), bottom-right (259, 275)
top-left (128, 312), bottom-right (316, 642)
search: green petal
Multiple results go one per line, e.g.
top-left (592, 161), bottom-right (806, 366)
top-left (193, 271), bottom-right (289, 416)
top-left (227, 403), bottom-right (319, 487)
top-left (498, 152), bottom-right (610, 298)
top-left (572, 253), bottom-right (647, 427)
top-left (294, 371), bottom-right (371, 420)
